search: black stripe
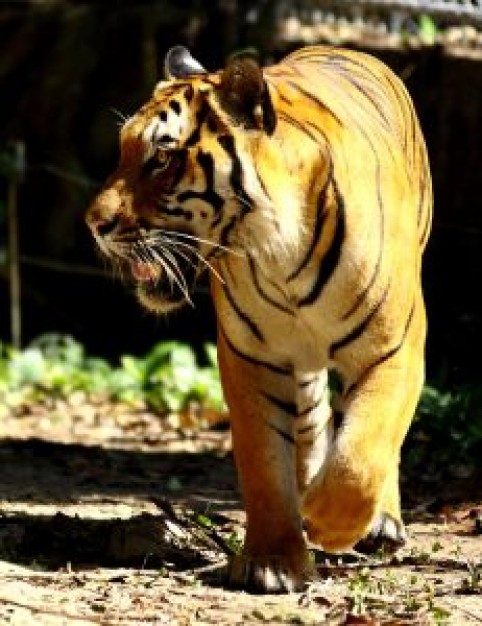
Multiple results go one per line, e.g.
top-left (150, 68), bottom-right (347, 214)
top-left (416, 154), bottom-right (427, 227)
top-left (183, 85), bottom-right (194, 103)
top-left (304, 120), bottom-right (331, 146)
top-left (285, 79), bottom-right (343, 126)
top-left (298, 377), bottom-right (317, 389)
top-left (169, 100), bottom-right (181, 115)
top-left (248, 255), bottom-right (294, 316)
top-left (298, 178), bottom-right (345, 307)
top-left (408, 103), bottom-right (418, 172)
top-left (157, 205), bottom-right (192, 220)
top-left (170, 149), bottom-right (188, 188)
top-left (216, 215), bottom-right (238, 249)
top-left (277, 111), bottom-right (320, 144)
top-left (296, 400), bottom-right (321, 419)
top-left (345, 301), bottom-right (415, 398)
top-left (262, 392), bottom-right (297, 417)
top-left (267, 422), bottom-right (295, 445)
top-left (324, 52), bottom-right (389, 97)
top-left (341, 128), bottom-right (384, 321)
top-left (323, 53), bottom-right (410, 156)
top-left (222, 282), bottom-right (264, 342)
top-left (337, 72), bottom-right (392, 131)
top-left (383, 71), bottom-right (411, 153)
top-left (288, 168), bottom-right (332, 281)
top-left (185, 99), bottom-right (210, 147)
top-left (254, 164), bottom-right (272, 202)
top-left (157, 133), bottom-right (175, 145)
top-left (330, 282), bottom-right (390, 359)
top-left (333, 409), bottom-right (344, 431)
top-left (217, 135), bottom-right (253, 215)
top-left (177, 150), bottom-right (224, 214)
top-left (219, 325), bottom-right (291, 376)
top-left (419, 191), bottom-right (432, 249)
top-left (265, 80), bottom-right (293, 105)
top-left (296, 423), bottom-right (316, 436)
top-left (416, 148), bottom-right (433, 248)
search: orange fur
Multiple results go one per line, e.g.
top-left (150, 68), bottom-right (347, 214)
top-left (86, 45), bottom-right (432, 593)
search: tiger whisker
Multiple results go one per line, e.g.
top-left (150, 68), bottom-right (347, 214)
top-left (150, 240), bottom-right (197, 303)
top-left (142, 242), bottom-right (193, 305)
top-left (103, 243), bottom-right (132, 283)
top-left (161, 238), bottom-right (226, 286)
top-left (156, 247), bottom-right (193, 305)
top-left (135, 242), bottom-right (177, 295)
top-left (146, 231), bottom-right (225, 285)
top-left (109, 107), bottom-right (130, 127)
top-left (149, 228), bottom-right (244, 258)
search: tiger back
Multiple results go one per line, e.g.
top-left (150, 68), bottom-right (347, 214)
top-left (86, 45), bottom-right (432, 593)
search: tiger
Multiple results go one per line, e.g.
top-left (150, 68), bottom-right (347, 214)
top-left (86, 44), bottom-right (432, 593)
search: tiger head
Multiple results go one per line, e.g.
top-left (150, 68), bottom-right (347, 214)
top-left (85, 46), bottom-right (304, 314)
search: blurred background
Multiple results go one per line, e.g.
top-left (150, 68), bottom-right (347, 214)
top-left (1, 0), bottom-right (481, 384)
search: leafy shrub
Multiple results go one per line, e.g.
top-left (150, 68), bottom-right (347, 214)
top-left (405, 383), bottom-right (482, 473)
top-left (0, 333), bottom-right (224, 414)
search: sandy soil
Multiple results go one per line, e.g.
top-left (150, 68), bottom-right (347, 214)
top-left (0, 398), bottom-right (480, 625)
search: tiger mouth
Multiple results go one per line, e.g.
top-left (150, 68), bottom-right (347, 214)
top-left (129, 249), bottom-right (199, 310)
top-left (130, 261), bottom-right (162, 283)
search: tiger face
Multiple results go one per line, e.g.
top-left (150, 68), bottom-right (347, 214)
top-left (86, 47), bottom-right (282, 314)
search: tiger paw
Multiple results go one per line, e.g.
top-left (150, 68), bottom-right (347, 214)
top-left (226, 552), bottom-right (316, 594)
top-left (354, 512), bottom-right (407, 555)
top-left (302, 486), bottom-right (377, 552)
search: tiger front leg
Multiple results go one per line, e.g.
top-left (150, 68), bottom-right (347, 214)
top-left (302, 301), bottom-right (426, 553)
top-left (218, 332), bottom-right (315, 593)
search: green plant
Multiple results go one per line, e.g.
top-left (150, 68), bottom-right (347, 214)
top-left (418, 14), bottom-right (437, 45)
top-left (0, 333), bottom-right (225, 416)
top-left (404, 382), bottom-right (482, 473)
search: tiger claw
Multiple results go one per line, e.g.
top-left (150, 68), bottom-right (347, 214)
top-left (354, 511), bottom-right (407, 555)
top-left (226, 553), bottom-right (315, 594)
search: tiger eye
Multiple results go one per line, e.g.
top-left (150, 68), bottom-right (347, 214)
top-left (156, 150), bottom-right (171, 171)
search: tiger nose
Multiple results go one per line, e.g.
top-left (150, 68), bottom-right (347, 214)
top-left (86, 188), bottom-right (122, 237)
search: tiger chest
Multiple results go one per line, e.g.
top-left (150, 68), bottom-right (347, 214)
top-left (212, 265), bottom-right (337, 372)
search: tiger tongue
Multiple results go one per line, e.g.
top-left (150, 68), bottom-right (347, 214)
top-left (130, 261), bottom-right (160, 283)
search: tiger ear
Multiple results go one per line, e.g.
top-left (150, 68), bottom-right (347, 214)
top-left (164, 46), bottom-right (207, 79)
top-left (217, 55), bottom-right (276, 135)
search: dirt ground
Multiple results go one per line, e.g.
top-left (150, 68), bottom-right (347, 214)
top-left (0, 397), bottom-right (480, 625)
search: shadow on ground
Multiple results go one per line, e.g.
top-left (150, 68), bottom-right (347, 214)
top-left (0, 437), bottom-right (239, 576)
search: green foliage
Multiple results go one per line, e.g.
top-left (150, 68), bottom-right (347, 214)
top-left (2, 333), bottom-right (481, 473)
top-left (418, 14), bottom-right (438, 45)
top-left (405, 382), bottom-right (482, 471)
top-left (0, 333), bottom-right (225, 414)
